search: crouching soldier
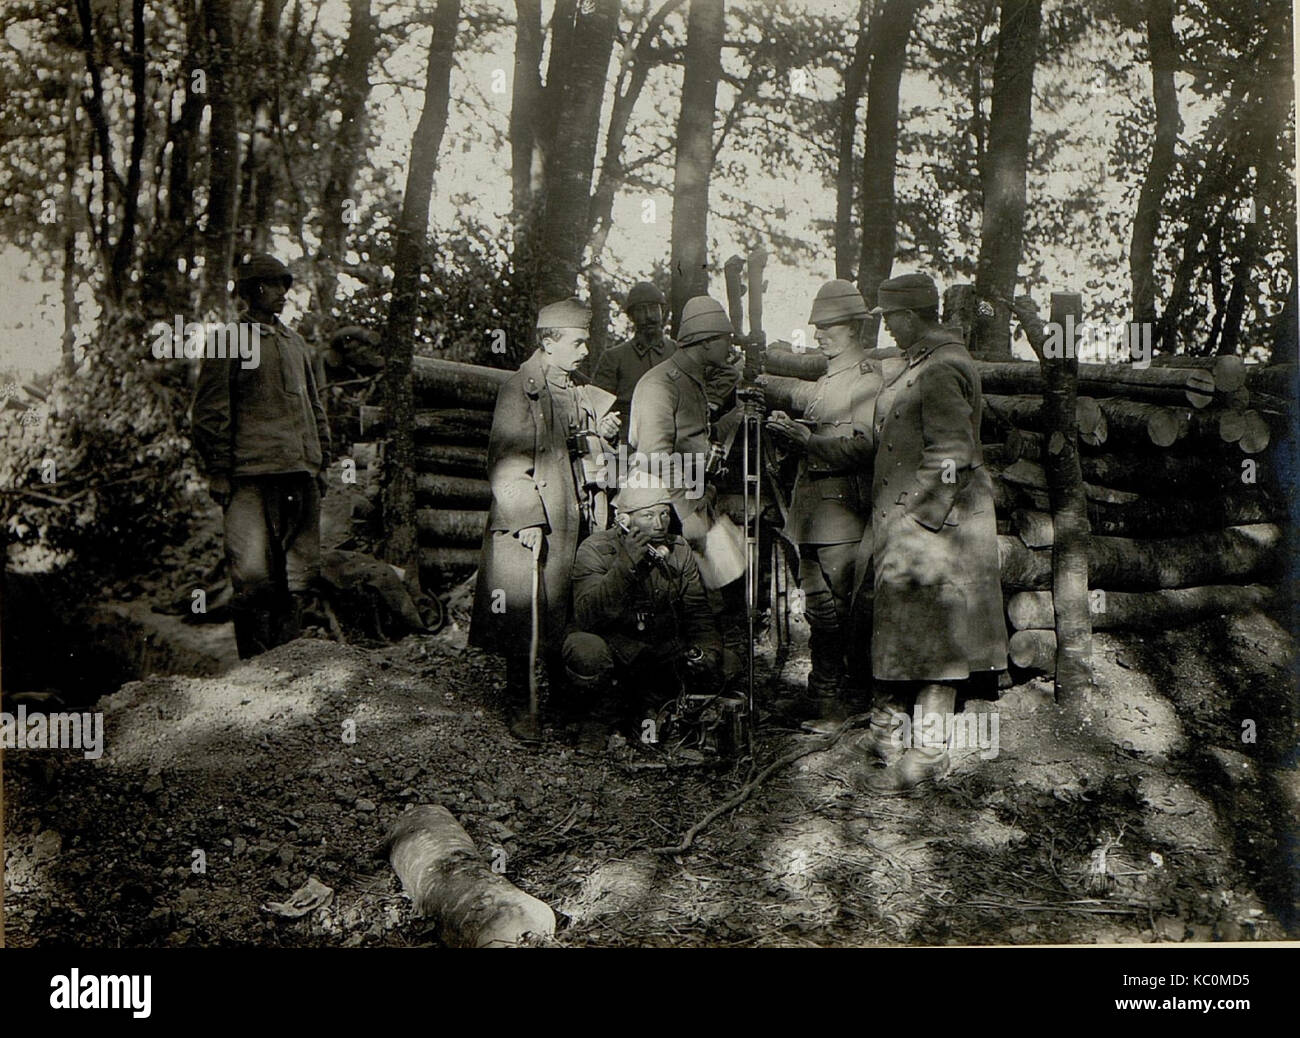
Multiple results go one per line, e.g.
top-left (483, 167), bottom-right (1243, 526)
top-left (191, 253), bottom-right (330, 659)
top-left (469, 298), bottom-right (620, 743)
top-left (562, 483), bottom-right (739, 747)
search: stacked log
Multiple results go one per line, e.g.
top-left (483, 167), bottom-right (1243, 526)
top-left (400, 350), bottom-right (1293, 652)
top-left (760, 348), bottom-right (1292, 674)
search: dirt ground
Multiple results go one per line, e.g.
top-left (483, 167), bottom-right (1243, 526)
top-left (4, 592), bottom-right (1297, 947)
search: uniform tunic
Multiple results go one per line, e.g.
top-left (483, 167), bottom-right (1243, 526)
top-left (869, 328), bottom-right (1008, 681)
top-left (592, 334), bottom-right (675, 442)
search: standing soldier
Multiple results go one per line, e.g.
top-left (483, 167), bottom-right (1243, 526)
top-left (859, 273), bottom-right (1008, 793)
top-left (469, 298), bottom-right (620, 742)
top-left (592, 282), bottom-right (674, 443)
top-left (191, 253), bottom-right (330, 659)
top-left (765, 280), bottom-right (895, 715)
top-left (627, 295), bottom-right (736, 555)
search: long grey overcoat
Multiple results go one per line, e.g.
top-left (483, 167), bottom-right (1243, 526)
top-left (868, 328), bottom-right (1008, 681)
top-left (469, 351), bottom-right (612, 658)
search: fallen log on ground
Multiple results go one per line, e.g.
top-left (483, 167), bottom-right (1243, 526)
top-left (1006, 585), bottom-right (1276, 631)
top-left (386, 805), bottom-right (555, 948)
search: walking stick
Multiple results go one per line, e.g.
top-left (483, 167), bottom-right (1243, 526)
top-left (528, 538), bottom-right (542, 727)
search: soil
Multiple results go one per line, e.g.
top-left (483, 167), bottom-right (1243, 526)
top-left (4, 592), bottom-right (1297, 947)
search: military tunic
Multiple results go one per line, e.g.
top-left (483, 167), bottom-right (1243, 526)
top-left (592, 334), bottom-right (675, 443)
top-left (626, 350), bottom-right (714, 540)
top-left (869, 328), bottom-right (1008, 681)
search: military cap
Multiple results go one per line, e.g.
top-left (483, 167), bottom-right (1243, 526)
top-left (536, 297), bottom-right (591, 330)
top-left (237, 253), bottom-right (294, 286)
top-left (677, 295), bottom-right (733, 346)
top-left (868, 272), bottom-right (939, 316)
top-left (809, 279), bottom-right (869, 325)
top-left (625, 281), bottom-right (667, 312)
top-left (615, 482), bottom-right (676, 514)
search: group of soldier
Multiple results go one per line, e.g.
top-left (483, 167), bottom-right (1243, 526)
top-left (466, 271), bottom-right (1009, 795)
top-left (191, 251), bottom-right (1008, 798)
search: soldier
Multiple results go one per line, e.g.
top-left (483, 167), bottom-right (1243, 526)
top-left (765, 280), bottom-right (897, 715)
top-left (468, 298), bottom-right (620, 742)
top-left (626, 295), bottom-right (735, 552)
top-left (592, 281), bottom-right (674, 442)
top-left (857, 273), bottom-right (1009, 794)
top-left (563, 483), bottom-right (738, 748)
top-left (594, 280), bottom-right (741, 443)
top-left (191, 253), bottom-right (330, 659)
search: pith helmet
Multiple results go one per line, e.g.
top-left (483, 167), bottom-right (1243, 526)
top-left (625, 281), bottom-right (667, 312)
top-left (809, 279), bottom-right (869, 325)
top-left (237, 253), bottom-right (293, 287)
top-left (677, 295), bottom-right (733, 346)
top-left (536, 297), bottom-right (591, 330)
top-left (869, 272), bottom-right (940, 316)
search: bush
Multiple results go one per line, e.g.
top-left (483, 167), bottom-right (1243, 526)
top-left (0, 311), bottom-right (195, 586)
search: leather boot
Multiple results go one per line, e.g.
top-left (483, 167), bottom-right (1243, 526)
top-left (503, 655), bottom-right (543, 745)
top-left (863, 705), bottom-right (908, 763)
top-left (863, 683), bottom-right (956, 795)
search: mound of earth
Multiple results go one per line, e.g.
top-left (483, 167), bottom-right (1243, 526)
top-left (3, 607), bottom-right (1296, 947)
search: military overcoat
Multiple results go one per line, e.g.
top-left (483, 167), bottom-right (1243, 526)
top-left (868, 328), bottom-right (1008, 681)
top-left (469, 351), bottom-right (613, 657)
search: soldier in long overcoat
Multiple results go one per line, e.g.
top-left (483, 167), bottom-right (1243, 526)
top-left (765, 280), bottom-right (900, 714)
top-left (860, 273), bottom-right (1008, 793)
top-left (469, 298), bottom-right (619, 741)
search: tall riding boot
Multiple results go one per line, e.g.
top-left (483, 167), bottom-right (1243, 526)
top-left (271, 590), bottom-right (305, 649)
top-left (231, 601), bottom-right (275, 659)
top-left (864, 682), bottom-right (956, 795)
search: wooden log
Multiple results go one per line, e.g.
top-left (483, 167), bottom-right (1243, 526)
top-left (1014, 491), bottom-right (1284, 541)
top-left (420, 547), bottom-right (480, 588)
top-left (412, 356), bottom-right (510, 408)
top-left (415, 473), bottom-right (491, 507)
top-left (977, 360), bottom-right (1214, 407)
top-left (414, 443), bottom-right (489, 477)
top-left (1093, 398), bottom-right (1183, 446)
top-left (1238, 411), bottom-right (1270, 454)
top-left (418, 508), bottom-right (488, 545)
top-left (1150, 354), bottom-right (1247, 393)
top-left (343, 408), bottom-right (495, 444)
top-left (1009, 629), bottom-right (1056, 672)
top-left (983, 395), bottom-right (1107, 446)
top-left (1086, 524), bottom-right (1282, 589)
top-left (386, 805), bottom-right (555, 948)
top-left (1007, 433), bottom-right (1278, 496)
top-left (993, 458), bottom-right (1139, 505)
top-left (999, 525), bottom-right (1282, 591)
top-left (1012, 508), bottom-right (1054, 549)
top-left (1006, 585), bottom-right (1275, 632)
top-left (1243, 362), bottom-right (1298, 399)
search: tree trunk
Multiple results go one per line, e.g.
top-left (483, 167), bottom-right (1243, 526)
top-left (534, 0), bottom-right (620, 304)
top-left (509, 0), bottom-right (543, 220)
top-left (972, 0), bottom-right (1040, 359)
top-left (315, 0), bottom-right (377, 322)
top-left (201, 0), bottom-right (240, 319)
top-left (834, 0), bottom-right (873, 280)
top-left (380, 0), bottom-right (461, 594)
top-left (1129, 0), bottom-right (1178, 329)
top-left (669, 0), bottom-right (724, 332)
top-left (856, 0), bottom-right (921, 345)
